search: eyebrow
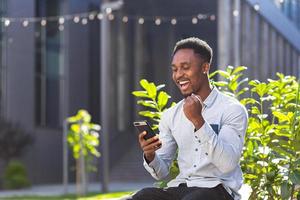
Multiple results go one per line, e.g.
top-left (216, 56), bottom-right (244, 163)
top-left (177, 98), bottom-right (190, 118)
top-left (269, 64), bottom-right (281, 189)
top-left (171, 61), bottom-right (190, 67)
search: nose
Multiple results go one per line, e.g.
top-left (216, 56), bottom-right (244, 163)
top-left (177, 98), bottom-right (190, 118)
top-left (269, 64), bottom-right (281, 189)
top-left (174, 68), bottom-right (184, 80)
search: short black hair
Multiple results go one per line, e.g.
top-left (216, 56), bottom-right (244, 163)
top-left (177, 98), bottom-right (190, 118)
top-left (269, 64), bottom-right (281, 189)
top-left (172, 37), bottom-right (213, 64)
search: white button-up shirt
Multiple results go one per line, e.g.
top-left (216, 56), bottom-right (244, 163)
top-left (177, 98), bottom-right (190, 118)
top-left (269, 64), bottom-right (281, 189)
top-left (143, 87), bottom-right (248, 200)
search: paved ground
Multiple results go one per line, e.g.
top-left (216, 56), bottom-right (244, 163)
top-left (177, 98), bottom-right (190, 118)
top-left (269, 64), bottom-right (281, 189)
top-left (0, 181), bottom-right (154, 198)
top-left (0, 181), bottom-right (251, 199)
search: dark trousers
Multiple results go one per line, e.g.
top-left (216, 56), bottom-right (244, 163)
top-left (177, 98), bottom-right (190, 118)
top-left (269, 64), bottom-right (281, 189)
top-left (127, 183), bottom-right (234, 200)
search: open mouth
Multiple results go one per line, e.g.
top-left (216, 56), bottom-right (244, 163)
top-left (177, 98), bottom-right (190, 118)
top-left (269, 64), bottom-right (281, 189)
top-left (178, 80), bottom-right (190, 91)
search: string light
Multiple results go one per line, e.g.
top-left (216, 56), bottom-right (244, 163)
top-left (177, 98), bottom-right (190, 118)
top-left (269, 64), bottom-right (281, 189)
top-left (41, 19), bottom-right (47, 26)
top-left (73, 16), bottom-right (80, 23)
top-left (155, 18), bottom-right (161, 25)
top-left (4, 19), bottom-right (10, 27)
top-left (210, 15), bottom-right (216, 21)
top-left (105, 7), bottom-right (112, 14)
top-left (81, 18), bottom-right (88, 25)
top-left (58, 25), bottom-right (64, 31)
top-left (122, 16), bottom-right (128, 23)
top-left (108, 14), bottom-right (115, 21)
top-left (97, 13), bottom-right (103, 20)
top-left (197, 14), bottom-right (207, 20)
top-left (192, 17), bottom-right (198, 24)
top-left (171, 18), bottom-right (177, 25)
top-left (1, 10), bottom-right (216, 31)
top-left (233, 10), bottom-right (239, 17)
top-left (88, 13), bottom-right (96, 20)
top-left (22, 20), bottom-right (29, 27)
top-left (59, 17), bottom-right (65, 25)
top-left (254, 4), bottom-right (260, 11)
top-left (138, 17), bottom-right (144, 24)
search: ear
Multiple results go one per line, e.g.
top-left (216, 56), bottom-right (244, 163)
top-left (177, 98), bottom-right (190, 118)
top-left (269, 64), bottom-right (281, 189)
top-left (202, 63), bottom-right (210, 74)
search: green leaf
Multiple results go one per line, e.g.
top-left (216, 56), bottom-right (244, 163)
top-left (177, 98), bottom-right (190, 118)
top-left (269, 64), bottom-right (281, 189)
top-left (209, 70), bottom-right (229, 79)
top-left (70, 124), bottom-right (80, 133)
top-left (244, 173), bottom-right (258, 179)
top-left (246, 140), bottom-right (254, 155)
top-left (157, 91), bottom-right (169, 111)
top-left (156, 84), bottom-right (166, 91)
top-left (140, 79), bottom-right (150, 91)
top-left (237, 78), bottom-right (249, 87)
top-left (231, 73), bottom-right (243, 83)
top-left (256, 83), bottom-right (268, 97)
top-left (281, 182), bottom-right (290, 200)
top-left (289, 170), bottom-right (300, 185)
top-left (132, 91), bottom-right (150, 98)
top-left (216, 70), bottom-right (231, 79)
top-left (138, 111), bottom-right (160, 118)
top-left (222, 91), bottom-right (235, 97)
top-left (213, 81), bottom-right (228, 87)
top-left (68, 116), bottom-right (80, 123)
top-left (232, 66), bottom-right (247, 75)
top-left (90, 124), bottom-right (101, 131)
top-left (240, 98), bottom-right (258, 106)
top-left (272, 146), bottom-right (294, 157)
top-left (148, 83), bottom-right (157, 99)
top-left (295, 158), bottom-right (300, 166)
top-left (273, 111), bottom-right (291, 123)
top-left (78, 109), bottom-right (90, 121)
top-left (251, 106), bottom-right (261, 115)
top-left (137, 100), bottom-right (157, 109)
top-left (226, 65), bottom-right (234, 73)
top-left (249, 79), bottom-right (260, 87)
top-left (257, 114), bottom-right (268, 121)
top-left (228, 80), bottom-right (238, 91)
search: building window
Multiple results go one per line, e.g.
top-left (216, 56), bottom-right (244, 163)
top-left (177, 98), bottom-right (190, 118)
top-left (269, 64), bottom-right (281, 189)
top-left (35, 0), bottom-right (61, 128)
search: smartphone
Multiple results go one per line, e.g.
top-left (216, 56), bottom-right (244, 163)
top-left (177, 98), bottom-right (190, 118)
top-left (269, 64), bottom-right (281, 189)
top-left (133, 121), bottom-right (156, 140)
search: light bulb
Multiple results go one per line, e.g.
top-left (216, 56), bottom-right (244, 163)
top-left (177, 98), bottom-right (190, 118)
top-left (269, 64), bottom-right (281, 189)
top-left (155, 18), bottom-right (161, 25)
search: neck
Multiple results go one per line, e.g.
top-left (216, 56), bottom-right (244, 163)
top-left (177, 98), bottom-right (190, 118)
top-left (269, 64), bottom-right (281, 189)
top-left (196, 82), bottom-right (213, 101)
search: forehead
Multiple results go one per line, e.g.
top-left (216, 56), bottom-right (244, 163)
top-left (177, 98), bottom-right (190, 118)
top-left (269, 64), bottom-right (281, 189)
top-left (172, 49), bottom-right (200, 64)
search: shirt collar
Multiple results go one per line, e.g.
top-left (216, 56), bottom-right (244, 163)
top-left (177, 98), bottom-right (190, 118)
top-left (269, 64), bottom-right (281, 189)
top-left (202, 87), bottom-right (219, 108)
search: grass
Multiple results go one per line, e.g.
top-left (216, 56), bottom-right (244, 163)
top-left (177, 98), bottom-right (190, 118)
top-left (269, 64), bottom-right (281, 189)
top-left (1, 191), bottom-right (133, 200)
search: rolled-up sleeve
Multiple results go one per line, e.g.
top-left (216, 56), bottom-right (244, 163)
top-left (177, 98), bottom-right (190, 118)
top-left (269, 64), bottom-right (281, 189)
top-left (143, 110), bottom-right (178, 180)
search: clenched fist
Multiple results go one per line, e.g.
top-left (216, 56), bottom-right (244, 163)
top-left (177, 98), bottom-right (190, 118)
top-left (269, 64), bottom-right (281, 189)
top-left (183, 94), bottom-right (205, 130)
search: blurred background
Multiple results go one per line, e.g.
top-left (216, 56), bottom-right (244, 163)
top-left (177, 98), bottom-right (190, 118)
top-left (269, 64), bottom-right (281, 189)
top-left (0, 0), bottom-right (299, 193)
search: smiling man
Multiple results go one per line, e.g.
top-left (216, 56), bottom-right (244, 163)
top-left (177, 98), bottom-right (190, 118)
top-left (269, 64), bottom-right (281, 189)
top-left (130, 37), bottom-right (248, 200)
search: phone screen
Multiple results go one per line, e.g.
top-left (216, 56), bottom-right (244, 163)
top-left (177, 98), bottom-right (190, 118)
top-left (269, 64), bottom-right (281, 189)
top-left (133, 121), bottom-right (156, 140)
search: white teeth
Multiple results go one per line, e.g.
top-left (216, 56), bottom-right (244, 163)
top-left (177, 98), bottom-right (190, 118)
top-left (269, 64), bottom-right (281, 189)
top-left (179, 81), bottom-right (189, 85)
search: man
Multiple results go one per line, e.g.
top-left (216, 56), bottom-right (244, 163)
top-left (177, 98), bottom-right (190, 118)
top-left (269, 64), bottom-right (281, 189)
top-left (132, 37), bottom-right (248, 200)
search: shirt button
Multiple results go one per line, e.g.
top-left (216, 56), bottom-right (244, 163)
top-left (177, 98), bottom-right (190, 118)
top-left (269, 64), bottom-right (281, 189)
top-left (188, 175), bottom-right (191, 178)
top-left (193, 165), bottom-right (197, 168)
top-left (205, 152), bottom-right (208, 156)
top-left (198, 140), bottom-right (201, 143)
top-left (195, 148), bottom-right (198, 151)
top-left (195, 135), bottom-right (198, 139)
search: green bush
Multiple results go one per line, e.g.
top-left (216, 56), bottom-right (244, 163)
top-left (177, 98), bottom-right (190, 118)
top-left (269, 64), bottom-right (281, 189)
top-left (133, 66), bottom-right (300, 199)
top-left (67, 109), bottom-right (101, 172)
top-left (211, 67), bottom-right (300, 199)
top-left (0, 119), bottom-right (33, 162)
top-left (3, 160), bottom-right (31, 189)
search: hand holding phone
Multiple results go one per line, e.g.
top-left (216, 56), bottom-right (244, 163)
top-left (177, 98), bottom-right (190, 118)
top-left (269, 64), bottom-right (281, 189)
top-left (134, 120), bottom-right (161, 163)
top-left (133, 121), bottom-right (156, 140)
